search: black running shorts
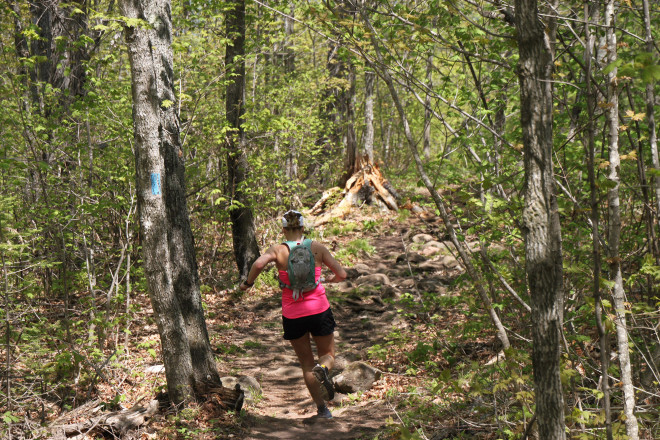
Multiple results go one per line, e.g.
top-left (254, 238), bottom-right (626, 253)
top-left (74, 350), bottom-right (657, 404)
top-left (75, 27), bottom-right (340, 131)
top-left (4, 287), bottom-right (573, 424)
top-left (282, 308), bottom-right (336, 340)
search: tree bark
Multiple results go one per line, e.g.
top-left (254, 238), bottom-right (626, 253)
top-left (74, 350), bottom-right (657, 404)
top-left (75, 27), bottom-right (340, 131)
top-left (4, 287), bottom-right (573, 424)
top-left (514, 1), bottom-right (566, 438)
top-left (29, 0), bottom-right (90, 110)
top-left (584, 4), bottom-right (612, 438)
top-left (283, 5), bottom-right (298, 186)
top-left (604, 2), bottom-right (639, 438)
top-left (423, 53), bottom-right (432, 162)
top-left (122, 0), bottom-right (220, 405)
top-left (323, 2), bottom-right (358, 186)
top-left (164, 88), bottom-right (221, 389)
top-left (225, 0), bottom-right (260, 279)
top-left (642, 0), bottom-right (660, 225)
top-left (364, 70), bottom-right (376, 163)
top-left (9, 0), bottom-right (32, 105)
top-left (342, 63), bottom-right (358, 184)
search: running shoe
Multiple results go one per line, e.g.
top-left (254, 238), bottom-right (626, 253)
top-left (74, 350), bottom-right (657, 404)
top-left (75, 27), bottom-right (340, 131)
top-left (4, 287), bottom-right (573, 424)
top-left (312, 364), bottom-right (335, 401)
top-left (316, 405), bottom-right (332, 419)
top-left (303, 405), bottom-right (333, 424)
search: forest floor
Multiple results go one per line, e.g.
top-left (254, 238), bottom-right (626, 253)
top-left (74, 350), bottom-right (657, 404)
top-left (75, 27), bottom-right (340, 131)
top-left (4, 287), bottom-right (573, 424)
top-left (7, 195), bottom-right (660, 439)
top-left (191, 209), bottom-right (500, 440)
top-left (23, 207), bottom-right (505, 440)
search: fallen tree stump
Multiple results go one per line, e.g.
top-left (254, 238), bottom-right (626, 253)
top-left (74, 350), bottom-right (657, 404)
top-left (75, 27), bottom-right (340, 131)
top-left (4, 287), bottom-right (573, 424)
top-left (313, 156), bottom-right (399, 225)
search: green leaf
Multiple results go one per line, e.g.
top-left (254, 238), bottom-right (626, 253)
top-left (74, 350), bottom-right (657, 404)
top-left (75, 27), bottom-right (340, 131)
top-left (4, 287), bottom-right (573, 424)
top-left (602, 59), bottom-right (623, 75)
top-left (634, 52), bottom-right (654, 65)
top-left (641, 65), bottom-right (660, 83)
top-left (2, 411), bottom-right (20, 424)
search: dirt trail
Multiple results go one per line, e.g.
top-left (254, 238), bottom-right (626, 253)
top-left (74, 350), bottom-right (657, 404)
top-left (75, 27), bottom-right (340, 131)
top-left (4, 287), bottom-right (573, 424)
top-left (216, 216), bottom-right (457, 440)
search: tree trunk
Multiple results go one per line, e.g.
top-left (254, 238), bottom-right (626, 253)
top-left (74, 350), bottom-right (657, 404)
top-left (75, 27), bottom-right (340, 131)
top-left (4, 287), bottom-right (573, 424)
top-left (164, 94), bottom-right (221, 389)
top-left (122, 0), bottom-right (201, 405)
top-left (319, 43), bottom-right (344, 172)
top-left (283, 1), bottom-right (296, 73)
top-left (642, 0), bottom-right (660, 227)
top-left (323, 3), bottom-right (358, 187)
top-left (9, 0), bottom-right (32, 106)
top-left (341, 63), bottom-right (358, 184)
top-left (225, 0), bottom-right (260, 279)
top-left (604, 2), bottom-right (639, 438)
top-left (29, 0), bottom-right (58, 112)
top-left (584, 4), bottom-right (612, 438)
top-left (29, 0), bottom-right (90, 110)
top-left (66, 0), bottom-right (90, 101)
top-left (514, 1), bottom-right (566, 438)
top-left (283, 4), bottom-right (298, 186)
top-left (364, 70), bottom-right (376, 163)
top-left (423, 54), bottom-right (432, 162)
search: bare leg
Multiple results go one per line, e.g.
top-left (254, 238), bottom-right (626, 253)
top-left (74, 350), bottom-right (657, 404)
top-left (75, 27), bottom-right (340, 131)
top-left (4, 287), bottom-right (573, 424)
top-left (312, 333), bottom-right (335, 371)
top-left (289, 333), bottom-right (325, 407)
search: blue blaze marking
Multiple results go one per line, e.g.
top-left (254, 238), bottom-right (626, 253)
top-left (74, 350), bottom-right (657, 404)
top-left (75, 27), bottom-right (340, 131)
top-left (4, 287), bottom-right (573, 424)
top-left (151, 173), bottom-right (161, 195)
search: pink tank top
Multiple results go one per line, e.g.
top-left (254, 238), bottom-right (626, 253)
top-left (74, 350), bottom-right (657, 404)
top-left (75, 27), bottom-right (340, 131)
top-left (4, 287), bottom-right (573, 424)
top-left (279, 266), bottom-right (329, 319)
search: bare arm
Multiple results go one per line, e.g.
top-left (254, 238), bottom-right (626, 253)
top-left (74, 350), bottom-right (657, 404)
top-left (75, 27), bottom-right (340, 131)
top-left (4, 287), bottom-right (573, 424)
top-left (239, 245), bottom-right (279, 291)
top-left (320, 245), bottom-right (347, 283)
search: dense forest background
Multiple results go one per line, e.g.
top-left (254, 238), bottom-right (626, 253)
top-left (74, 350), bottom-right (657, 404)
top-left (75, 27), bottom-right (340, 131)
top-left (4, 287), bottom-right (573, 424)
top-left (1, 0), bottom-right (659, 439)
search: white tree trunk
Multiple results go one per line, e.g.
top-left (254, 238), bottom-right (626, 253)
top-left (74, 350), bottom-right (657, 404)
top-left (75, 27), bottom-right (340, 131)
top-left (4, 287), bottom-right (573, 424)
top-left (364, 70), bottom-right (375, 162)
top-left (604, 1), bottom-right (639, 438)
top-left (423, 54), bottom-right (432, 161)
top-left (642, 0), bottom-right (660, 218)
top-left (584, 4), bottom-right (613, 438)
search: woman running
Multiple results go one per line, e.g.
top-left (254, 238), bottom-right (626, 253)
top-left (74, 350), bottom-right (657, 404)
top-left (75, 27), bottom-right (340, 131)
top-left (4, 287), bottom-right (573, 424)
top-left (239, 210), bottom-right (347, 419)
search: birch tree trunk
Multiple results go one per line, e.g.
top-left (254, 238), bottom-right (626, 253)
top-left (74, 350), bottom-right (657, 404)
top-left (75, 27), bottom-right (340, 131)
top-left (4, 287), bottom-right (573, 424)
top-left (642, 0), bottom-right (660, 220)
top-left (514, 0), bottom-right (566, 438)
top-left (364, 70), bottom-right (376, 163)
top-left (584, 4), bottom-right (612, 438)
top-left (604, 2), bottom-right (639, 438)
top-left (423, 54), bottom-right (432, 162)
top-left (225, 0), bottom-right (261, 279)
